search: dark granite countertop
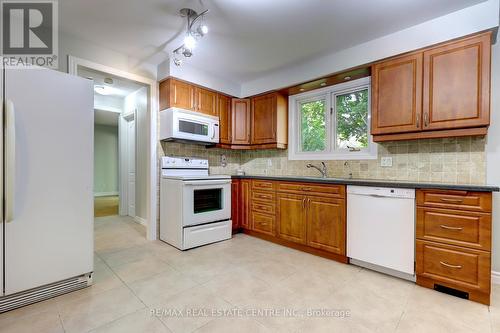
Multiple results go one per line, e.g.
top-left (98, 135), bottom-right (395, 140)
top-left (230, 175), bottom-right (499, 192)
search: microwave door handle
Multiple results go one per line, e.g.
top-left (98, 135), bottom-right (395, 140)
top-left (211, 124), bottom-right (216, 140)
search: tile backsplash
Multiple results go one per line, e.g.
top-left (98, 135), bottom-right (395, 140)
top-left (160, 136), bottom-right (487, 185)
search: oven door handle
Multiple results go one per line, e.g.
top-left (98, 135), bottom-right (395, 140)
top-left (183, 180), bottom-right (231, 186)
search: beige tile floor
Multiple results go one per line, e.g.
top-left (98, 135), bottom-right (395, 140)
top-left (1, 215), bottom-right (499, 333)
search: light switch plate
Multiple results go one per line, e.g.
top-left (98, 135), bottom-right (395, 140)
top-left (381, 156), bottom-right (393, 167)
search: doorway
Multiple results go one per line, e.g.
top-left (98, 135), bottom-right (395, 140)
top-left (77, 67), bottom-right (148, 228)
top-left (69, 56), bottom-right (158, 241)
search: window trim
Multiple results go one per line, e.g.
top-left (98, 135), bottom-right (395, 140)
top-left (288, 77), bottom-right (377, 161)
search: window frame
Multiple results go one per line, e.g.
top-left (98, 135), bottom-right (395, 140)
top-left (288, 76), bottom-right (377, 161)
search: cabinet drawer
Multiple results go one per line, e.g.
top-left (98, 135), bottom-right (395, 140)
top-left (252, 212), bottom-right (274, 236)
top-left (417, 207), bottom-right (491, 251)
top-left (416, 240), bottom-right (490, 292)
top-left (252, 190), bottom-right (275, 203)
top-left (252, 180), bottom-right (275, 191)
top-left (277, 182), bottom-right (345, 198)
top-left (416, 190), bottom-right (491, 212)
top-left (252, 201), bottom-right (275, 215)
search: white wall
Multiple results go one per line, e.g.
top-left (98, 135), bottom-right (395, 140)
top-left (157, 58), bottom-right (241, 97)
top-left (94, 94), bottom-right (124, 111)
top-left (59, 32), bottom-right (157, 79)
top-left (123, 87), bottom-right (149, 220)
top-left (94, 124), bottom-right (119, 196)
top-left (487, 40), bottom-right (500, 272)
top-left (240, 0), bottom-right (500, 96)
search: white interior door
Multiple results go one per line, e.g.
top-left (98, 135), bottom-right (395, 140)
top-left (4, 68), bottom-right (93, 295)
top-left (127, 117), bottom-right (136, 217)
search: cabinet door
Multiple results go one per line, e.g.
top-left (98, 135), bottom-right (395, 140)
top-left (276, 193), bottom-right (306, 244)
top-left (231, 99), bottom-right (251, 145)
top-left (195, 87), bottom-right (218, 116)
top-left (371, 53), bottom-right (423, 134)
top-left (251, 94), bottom-right (276, 144)
top-left (231, 180), bottom-right (240, 231)
top-left (251, 212), bottom-right (275, 236)
top-left (169, 79), bottom-right (195, 110)
top-left (422, 33), bottom-right (490, 130)
top-left (306, 196), bottom-right (345, 255)
top-left (218, 94), bottom-right (232, 144)
top-left (239, 180), bottom-right (251, 229)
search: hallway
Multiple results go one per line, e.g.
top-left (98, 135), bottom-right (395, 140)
top-left (94, 196), bottom-right (119, 217)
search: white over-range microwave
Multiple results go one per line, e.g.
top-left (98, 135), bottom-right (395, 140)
top-left (159, 107), bottom-right (220, 144)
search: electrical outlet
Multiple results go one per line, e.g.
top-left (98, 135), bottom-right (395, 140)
top-left (380, 157), bottom-right (393, 167)
top-left (220, 154), bottom-right (227, 167)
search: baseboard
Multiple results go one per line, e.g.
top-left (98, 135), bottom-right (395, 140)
top-left (94, 191), bottom-right (119, 197)
top-left (492, 271), bottom-right (500, 285)
top-left (134, 216), bottom-right (147, 226)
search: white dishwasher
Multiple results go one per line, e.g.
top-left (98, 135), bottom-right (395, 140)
top-left (347, 186), bottom-right (416, 281)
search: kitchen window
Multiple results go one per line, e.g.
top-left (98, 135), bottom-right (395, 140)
top-left (289, 77), bottom-right (377, 160)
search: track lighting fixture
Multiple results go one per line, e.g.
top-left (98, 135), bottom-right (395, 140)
top-left (172, 8), bottom-right (209, 66)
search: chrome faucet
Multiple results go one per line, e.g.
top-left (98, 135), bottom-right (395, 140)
top-left (307, 162), bottom-right (328, 178)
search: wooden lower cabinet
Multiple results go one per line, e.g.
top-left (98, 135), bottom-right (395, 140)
top-left (416, 189), bottom-right (492, 305)
top-left (234, 179), bottom-right (347, 261)
top-left (251, 212), bottom-right (274, 236)
top-left (276, 193), bottom-right (307, 244)
top-left (239, 180), bottom-right (251, 229)
top-left (416, 240), bottom-right (491, 304)
top-left (231, 180), bottom-right (240, 231)
top-left (306, 196), bottom-right (345, 255)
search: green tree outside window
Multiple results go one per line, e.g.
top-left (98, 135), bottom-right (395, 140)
top-left (300, 100), bottom-right (326, 152)
top-left (336, 89), bottom-right (368, 149)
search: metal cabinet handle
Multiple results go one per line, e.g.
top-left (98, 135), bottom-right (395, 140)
top-left (440, 225), bottom-right (464, 231)
top-left (416, 113), bottom-right (420, 128)
top-left (307, 198), bottom-right (311, 208)
top-left (301, 187), bottom-right (312, 191)
top-left (259, 222), bottom-right (268, 226)
top-left (440, 198), bottom-right (464, 203)
top-left (440, 261), bottom-right (463, 269)
top-left (302, 198), bottom-right (306, 209)
top-left (424, 113), bottom-right (429, 127)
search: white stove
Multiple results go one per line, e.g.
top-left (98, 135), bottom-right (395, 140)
top-left (159, 156), bottom-right (232, 250)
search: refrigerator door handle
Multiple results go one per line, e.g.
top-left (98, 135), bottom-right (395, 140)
top-left (5, 100), bottom-right (15, 223)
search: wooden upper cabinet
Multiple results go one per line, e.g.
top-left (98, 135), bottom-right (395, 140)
top-left (371, 53), bottom-right (423, 134)
top-left (218, 94), bottom-right (232, 144)
top-left (159, 78), bottom-right (194, 111)
top-left (276, 193), bottom-right (307, 244)
top-left (195, 87), bottom-right (218, 116)
top-left (251, 92), bottom-right (287, 146)
top-left (306, 196), bottom-right (346, 255)
top-left (422, 33), bottom-right (491, 130)
top-left (371, 32), bottom-right (492, 142)
top-left (231, 98), bottom-right (251, 145)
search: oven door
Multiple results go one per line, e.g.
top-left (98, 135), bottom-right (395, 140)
top-left (182, 179), bottom-right (231, 226)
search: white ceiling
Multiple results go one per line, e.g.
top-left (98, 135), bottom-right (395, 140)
top-left (78, 67), bottom-right (146, 98)
top-left (61, 0), bottom-right (487, 83)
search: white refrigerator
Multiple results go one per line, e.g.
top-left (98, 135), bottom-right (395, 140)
top-left (0, 67), bottom-right (94, 312)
